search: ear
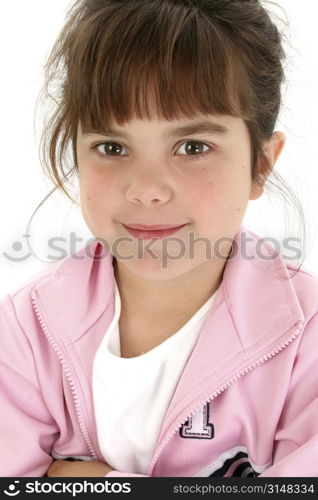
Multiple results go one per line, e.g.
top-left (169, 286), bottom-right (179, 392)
top-left (250, 131), bottom-right (286, 200)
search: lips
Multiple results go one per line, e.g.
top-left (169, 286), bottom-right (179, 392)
top-left (122, 223), bottom-right (188, 239)
top-left (123, 223), bottom-right (186, 230)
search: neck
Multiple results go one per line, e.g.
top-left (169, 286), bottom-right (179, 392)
top-left (113, 254), bottom-right (229, 319)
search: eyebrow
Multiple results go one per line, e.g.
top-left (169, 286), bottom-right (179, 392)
top-left (82, 121), bottom-right (230, 138)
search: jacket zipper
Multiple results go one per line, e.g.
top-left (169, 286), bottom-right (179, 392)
top-left (31, 291), bottom-right (98, 460)
top-left (147, 320), bottom-right (304, 476)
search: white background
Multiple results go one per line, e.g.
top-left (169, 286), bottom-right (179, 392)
top-left (0, 0), bottom-right (317, 297)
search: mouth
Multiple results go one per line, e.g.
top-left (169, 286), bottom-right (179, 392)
top-left (121, 223), bottom-right (189, 239)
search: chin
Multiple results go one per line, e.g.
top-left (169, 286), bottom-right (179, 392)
top-left (117, 256), bottom-right (200, 282)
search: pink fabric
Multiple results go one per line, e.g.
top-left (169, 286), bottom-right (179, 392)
top-left (0, 225), bottom-right (317, 477)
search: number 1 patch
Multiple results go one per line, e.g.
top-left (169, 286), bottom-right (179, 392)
top-left (179, 402), bottom-right (214, 439)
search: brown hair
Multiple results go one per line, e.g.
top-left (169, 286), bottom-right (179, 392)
top-left (30, 0), bottom-right (306, 276)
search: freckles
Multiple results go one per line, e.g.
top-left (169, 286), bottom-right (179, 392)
top-left (84, 184), bottom-right (96, 203)
top-left (86, 186), bottom-right (92, 202)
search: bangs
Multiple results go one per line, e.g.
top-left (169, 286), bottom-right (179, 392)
top-left (70, 1), bottom-right (251, 131)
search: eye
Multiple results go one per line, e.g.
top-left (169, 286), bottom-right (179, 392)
top-left (176, 141), bottom-right (212, 160)
top-left (94, 142), bottom-right (128, 159)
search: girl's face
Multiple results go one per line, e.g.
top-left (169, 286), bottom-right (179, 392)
top-left (76, 113), bottom-right (261, 281)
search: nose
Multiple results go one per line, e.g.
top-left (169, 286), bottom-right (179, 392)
top-left (125, 169), bottom-right (173, 206)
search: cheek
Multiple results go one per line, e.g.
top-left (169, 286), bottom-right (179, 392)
top-left (183, 166), bottom-right (250, 229)
top-left (183, 170), bottom-right (226, 215)
top-left (78, 172), bottom-right (119, 235)
top-left (79, 169), bottom-right (115, 210)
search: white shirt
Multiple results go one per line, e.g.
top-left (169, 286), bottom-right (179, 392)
top-left (92, 278), bottom-right (215, 474)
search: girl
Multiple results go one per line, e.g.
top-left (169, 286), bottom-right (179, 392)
top-left (1, 0), bottom-right (317, 478)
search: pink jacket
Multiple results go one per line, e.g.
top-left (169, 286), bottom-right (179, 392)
top-left (1, 225), bottom-right (318, 477)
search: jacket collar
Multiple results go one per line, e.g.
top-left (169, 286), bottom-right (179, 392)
top-left (32, 239), bottom-right (115, 344)
top-left (32, 224), bottom-right (304, 349)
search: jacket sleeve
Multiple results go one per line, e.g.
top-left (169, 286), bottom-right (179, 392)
top-left (259, 312), bottom-right (318, 477)
top-left (0, 295), bottom-right (59, 477)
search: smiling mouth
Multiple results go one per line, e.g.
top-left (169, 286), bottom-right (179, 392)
top-left (121, 223), bottom-right (188, 239)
